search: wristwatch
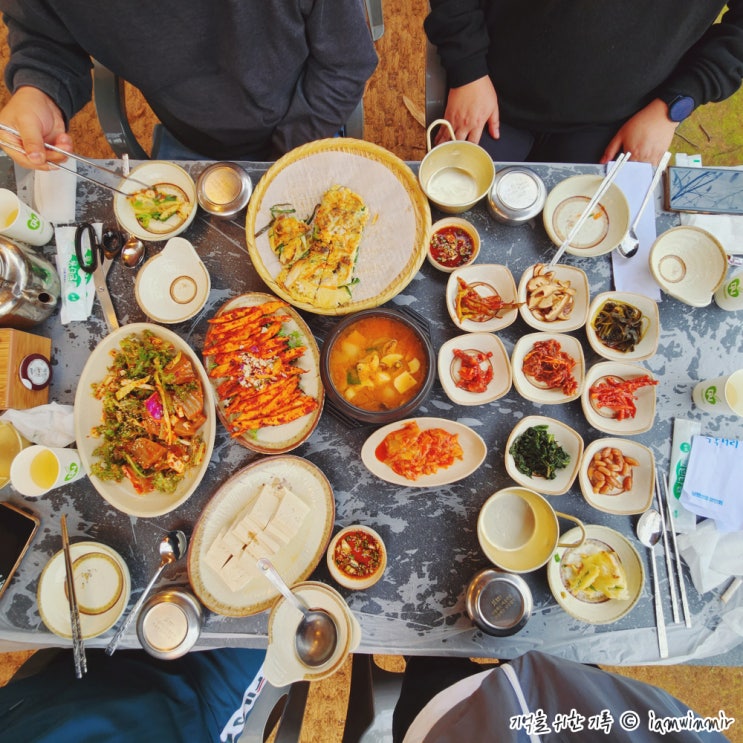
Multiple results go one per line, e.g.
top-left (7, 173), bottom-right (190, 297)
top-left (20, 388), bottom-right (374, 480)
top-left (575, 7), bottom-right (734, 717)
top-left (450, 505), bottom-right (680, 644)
top-left (666, 94), bottom-right (695, 123)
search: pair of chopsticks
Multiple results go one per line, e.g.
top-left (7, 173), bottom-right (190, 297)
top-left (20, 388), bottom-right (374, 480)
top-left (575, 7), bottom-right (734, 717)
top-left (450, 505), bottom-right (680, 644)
top-left (549, 151), bottom-right (632, 266)
top-left (0, 123), bottom-right (148, 196)
top-left (60, 515), bottom-right (87, 679)
top-left (655, 471), bottom-right (692, 628)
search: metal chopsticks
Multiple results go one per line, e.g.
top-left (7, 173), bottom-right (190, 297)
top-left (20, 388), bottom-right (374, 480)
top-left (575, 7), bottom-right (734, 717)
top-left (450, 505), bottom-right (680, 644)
top-left (0, 122), bottom-right (150, 193)
top-left (549, 151), bottom-right (632, 266)
top-left (660, 473), bottom-right (692, 627)
top-left (655, 469), bottom-right (680, 623)
top-left (61, 515), bottom-right (87, 679)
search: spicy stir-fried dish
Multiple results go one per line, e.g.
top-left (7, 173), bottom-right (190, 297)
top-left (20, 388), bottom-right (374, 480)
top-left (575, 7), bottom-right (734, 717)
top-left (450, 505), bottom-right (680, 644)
top-left (90, 331), bottom-right (208, 494)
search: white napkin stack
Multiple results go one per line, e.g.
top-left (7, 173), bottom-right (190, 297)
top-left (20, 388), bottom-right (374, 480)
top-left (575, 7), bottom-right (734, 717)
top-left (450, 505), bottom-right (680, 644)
top-left (0, 402), bottom-right (75, 447)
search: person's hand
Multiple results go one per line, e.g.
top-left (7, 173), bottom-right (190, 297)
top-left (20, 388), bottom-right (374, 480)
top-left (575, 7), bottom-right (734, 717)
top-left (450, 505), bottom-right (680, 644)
top-left (0, 86), bottom-right (73, 169)
top-left (600, 99), bottom-right (678, 166)
top-left (435, 76), bottom-right (500, 145)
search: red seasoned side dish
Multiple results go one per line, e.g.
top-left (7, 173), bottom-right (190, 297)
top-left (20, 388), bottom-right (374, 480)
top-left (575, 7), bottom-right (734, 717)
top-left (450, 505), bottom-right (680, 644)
top-left (332, 529), bottom-right (384, 580)
top-left (430, 225), bottom-right (476, 268)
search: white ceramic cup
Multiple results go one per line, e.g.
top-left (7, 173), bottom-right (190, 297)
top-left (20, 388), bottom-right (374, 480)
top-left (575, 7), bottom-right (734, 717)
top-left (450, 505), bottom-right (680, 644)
top-left (479, 490), bottom-right (537, 552)
top-left (692, 369), bottom-right (743, 417)
top-left (0, 188), bottom-right (54, 246)
top-left (10, 445), bottom-right (85, 497)
top-left (714, 270), bottom-right (743, 312)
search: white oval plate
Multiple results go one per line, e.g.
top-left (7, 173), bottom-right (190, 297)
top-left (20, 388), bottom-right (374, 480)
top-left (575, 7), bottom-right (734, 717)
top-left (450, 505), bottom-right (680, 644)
top-left (437, 332), bottom-right (512, 405)
top-left (505, 415), bottom-right (583, 496)
top-left (37, 541), bottom-right (131, 639)
top-left (446, 264), bottom-right (519, 332)
top-left (517, 263), bottom-right (590, 332)
top-left (361, 416), bottom-right (487, 487)
top-left (547, 524), bottom-right (644, 625)
top-left (113, 161), bottom-right (197, 241)
top-left (586, 291), bottom-right (660, 362)
top-left (74, 323), bottom-right (216, 518)
top-left (511, 332), bottom-right (584, 405)
top-left (187, 455), bottom-right (335, 617)
top-left (581, 361), bottom-right (657, 436)
top-left (579, 437), bottom-right (655, 515)
top-left (203, 292), bottom-right (324, 454)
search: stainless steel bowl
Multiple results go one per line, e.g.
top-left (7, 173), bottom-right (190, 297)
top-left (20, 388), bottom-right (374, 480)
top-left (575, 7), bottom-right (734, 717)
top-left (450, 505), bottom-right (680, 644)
top-left (487, 166), bottom-right (546, 225)
top-left (136, 588), bottom-right (202, 659)
top-left (465, 568), bottom-right (532, 635)
top-left (196, 162), bottom-right (252, 217)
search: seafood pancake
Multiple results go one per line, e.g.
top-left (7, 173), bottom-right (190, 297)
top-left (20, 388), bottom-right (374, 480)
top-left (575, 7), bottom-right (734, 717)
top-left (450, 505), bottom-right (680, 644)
top-left (270, 185), bottom-right (369, 309)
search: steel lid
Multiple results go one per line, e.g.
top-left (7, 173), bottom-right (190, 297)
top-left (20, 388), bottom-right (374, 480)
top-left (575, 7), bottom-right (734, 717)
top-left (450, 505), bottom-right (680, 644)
top-left (196, 162), bottom-right (252, 217)
top-left (136, 588), bottom-right (202, 659)
top-left (465, 568), bottom-right (532, 636)
top-left (487, 166), bottom-right (546, 224)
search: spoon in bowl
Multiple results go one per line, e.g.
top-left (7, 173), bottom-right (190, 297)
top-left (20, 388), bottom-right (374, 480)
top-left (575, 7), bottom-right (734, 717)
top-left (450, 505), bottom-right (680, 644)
top-left (257, 557), bottom-right (338, 667)
top-left (120, 233), bottom-right (145, 268)
top-left (105, 529), bottom-right (188, 655)
top-left (636, 509), bottom-right (668, 659)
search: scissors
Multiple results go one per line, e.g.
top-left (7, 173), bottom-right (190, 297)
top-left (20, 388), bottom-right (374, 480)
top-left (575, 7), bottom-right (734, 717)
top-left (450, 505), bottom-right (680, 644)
top-left (74, 223), bottom-right (125, 333)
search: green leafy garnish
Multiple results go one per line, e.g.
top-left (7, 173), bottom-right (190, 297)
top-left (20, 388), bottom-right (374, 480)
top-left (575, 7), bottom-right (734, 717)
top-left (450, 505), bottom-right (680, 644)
top-left (509, 424), bottom-right (570, 480)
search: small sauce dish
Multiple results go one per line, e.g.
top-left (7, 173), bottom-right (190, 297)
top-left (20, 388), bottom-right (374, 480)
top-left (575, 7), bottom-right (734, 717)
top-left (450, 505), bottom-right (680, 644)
top-left (427, 217), bottom-right (480, 272)
top-left (326, 525), bottom-right (387, 590)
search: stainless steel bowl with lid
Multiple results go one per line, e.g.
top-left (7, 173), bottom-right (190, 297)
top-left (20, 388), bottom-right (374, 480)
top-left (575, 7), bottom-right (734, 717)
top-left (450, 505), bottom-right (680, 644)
top-left (487, 166), bottom-right (546, 225)
top-left (136, 588), bottom-right (203, 659)
top-left (196, 162), bottom-right (252, 217)
top-left (465, 568), bottom-right (532, 635)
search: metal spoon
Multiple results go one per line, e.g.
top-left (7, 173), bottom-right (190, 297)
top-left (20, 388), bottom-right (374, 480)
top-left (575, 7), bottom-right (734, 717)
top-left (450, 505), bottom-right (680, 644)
top-left (257, 557), bottom-right (338, 667)
top-left (616, 151), bottom-right (672, 258)
top-left (636, 509), bottom-right (668, 659)
top-left (120, 233), bottom-right (145, 268)
top-left (105, 530), bottom-right (188, 655)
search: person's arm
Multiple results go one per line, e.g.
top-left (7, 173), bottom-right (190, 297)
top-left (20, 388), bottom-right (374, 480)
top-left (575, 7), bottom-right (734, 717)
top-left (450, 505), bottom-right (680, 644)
top-left (0, 1), bottom-right (93, 167)
top-left (603, 2), bottom-right (743, 165)
top-left (424, 0), bottom-right (498, 144)
top-left (270, 0), bottom-right (378, 154)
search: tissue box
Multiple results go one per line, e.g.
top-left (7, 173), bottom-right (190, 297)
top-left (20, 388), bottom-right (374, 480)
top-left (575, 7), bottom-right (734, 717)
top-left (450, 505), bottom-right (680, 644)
top-left (0, 329), bottom-right (52, 410)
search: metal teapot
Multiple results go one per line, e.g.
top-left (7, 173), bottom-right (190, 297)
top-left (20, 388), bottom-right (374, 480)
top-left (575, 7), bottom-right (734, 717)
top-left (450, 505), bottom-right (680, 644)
top-left (0, 237), bottom-right (60, 328)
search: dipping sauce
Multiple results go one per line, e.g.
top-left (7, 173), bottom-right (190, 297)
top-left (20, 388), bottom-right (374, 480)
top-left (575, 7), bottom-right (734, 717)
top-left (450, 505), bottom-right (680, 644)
top-left (332, 529), bottom-right (383, 580)
top-left (430, 225), bottom-right (476, 269)
top-left (327, 315), bottom-right (428, 412)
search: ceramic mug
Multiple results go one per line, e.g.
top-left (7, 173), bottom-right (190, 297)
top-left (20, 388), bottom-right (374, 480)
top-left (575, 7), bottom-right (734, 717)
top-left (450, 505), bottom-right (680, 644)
top-left (478, 487), bottom-right (585, 573)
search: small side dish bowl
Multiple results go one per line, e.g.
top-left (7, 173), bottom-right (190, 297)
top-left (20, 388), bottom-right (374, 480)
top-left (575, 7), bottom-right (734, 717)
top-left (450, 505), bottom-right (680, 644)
top-left (586, 291), bottom-right (659, 362)
top-left (511, 332), bottom-right (585, 405)
top-left (446, 264), bottom-right (519, 333)
top-left (427, 217), bottom-right (480, 272)
top-left (135, 237), bottom-right (210, 323)
top-left (543, 174), bottom-right (630, 257)
top-left (419, 120), bottom-right (495, 214)
top-left (517, 263), bottom-right (589, 332)
top-left (648, 226), bottom-right (728, 307)
top-left (114, 161), bottom-right (197, 241)
top-left (437, 332), bottom-right (512, 405)
top-left (579, 437), bottom-right (655, 515)
top-left (504, 415), bottom-right (583, 496)
top-left (319, 307), bottom-right (435, 426)
top-left (581, 361), bottom-right (657, 435)
top-left (326, 525), bottom-right (387, 590)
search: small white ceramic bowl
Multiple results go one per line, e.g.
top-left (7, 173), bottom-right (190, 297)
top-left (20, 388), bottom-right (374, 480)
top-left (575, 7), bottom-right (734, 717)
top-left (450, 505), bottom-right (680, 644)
top-left (427, 217), bottom-right (480, 272)
top-left (579, 437), bottom-right (655, 515)
top-left (581, 361), bottom-right (657, 435)
top-left (517, 263), bottom-right (590, 332)
top-left (135, 237), bottom-right (211, 323)
top-left (437, 332), bottom-right (512, 405)
top-left (446, 264), bottom-right (519, 332)
top-left (648, 226), bottom-right (728, 307)
top-left (504, 415), bottom-right (583, 496)
top-left (326, 525), bottom-right (387, 590)
top-left (543, 174), bottom-right (630, 257)
top-left (586, 291), bottom-right (659, 362)
top-left (511, 332), bottom-right (585, 405)
top-left (114, 161), bottom-right (197, 241)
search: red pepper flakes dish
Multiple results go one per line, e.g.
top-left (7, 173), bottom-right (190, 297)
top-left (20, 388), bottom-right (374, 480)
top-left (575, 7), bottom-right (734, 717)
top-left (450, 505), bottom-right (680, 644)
top-left (589, 374), bottom-right (658, 421)
top-left (375, 420), bottom-right (464, 481)
top-left (428, 218), bottom-right (480, 272)
top-left (327, 525), bottom-right (387, 590)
